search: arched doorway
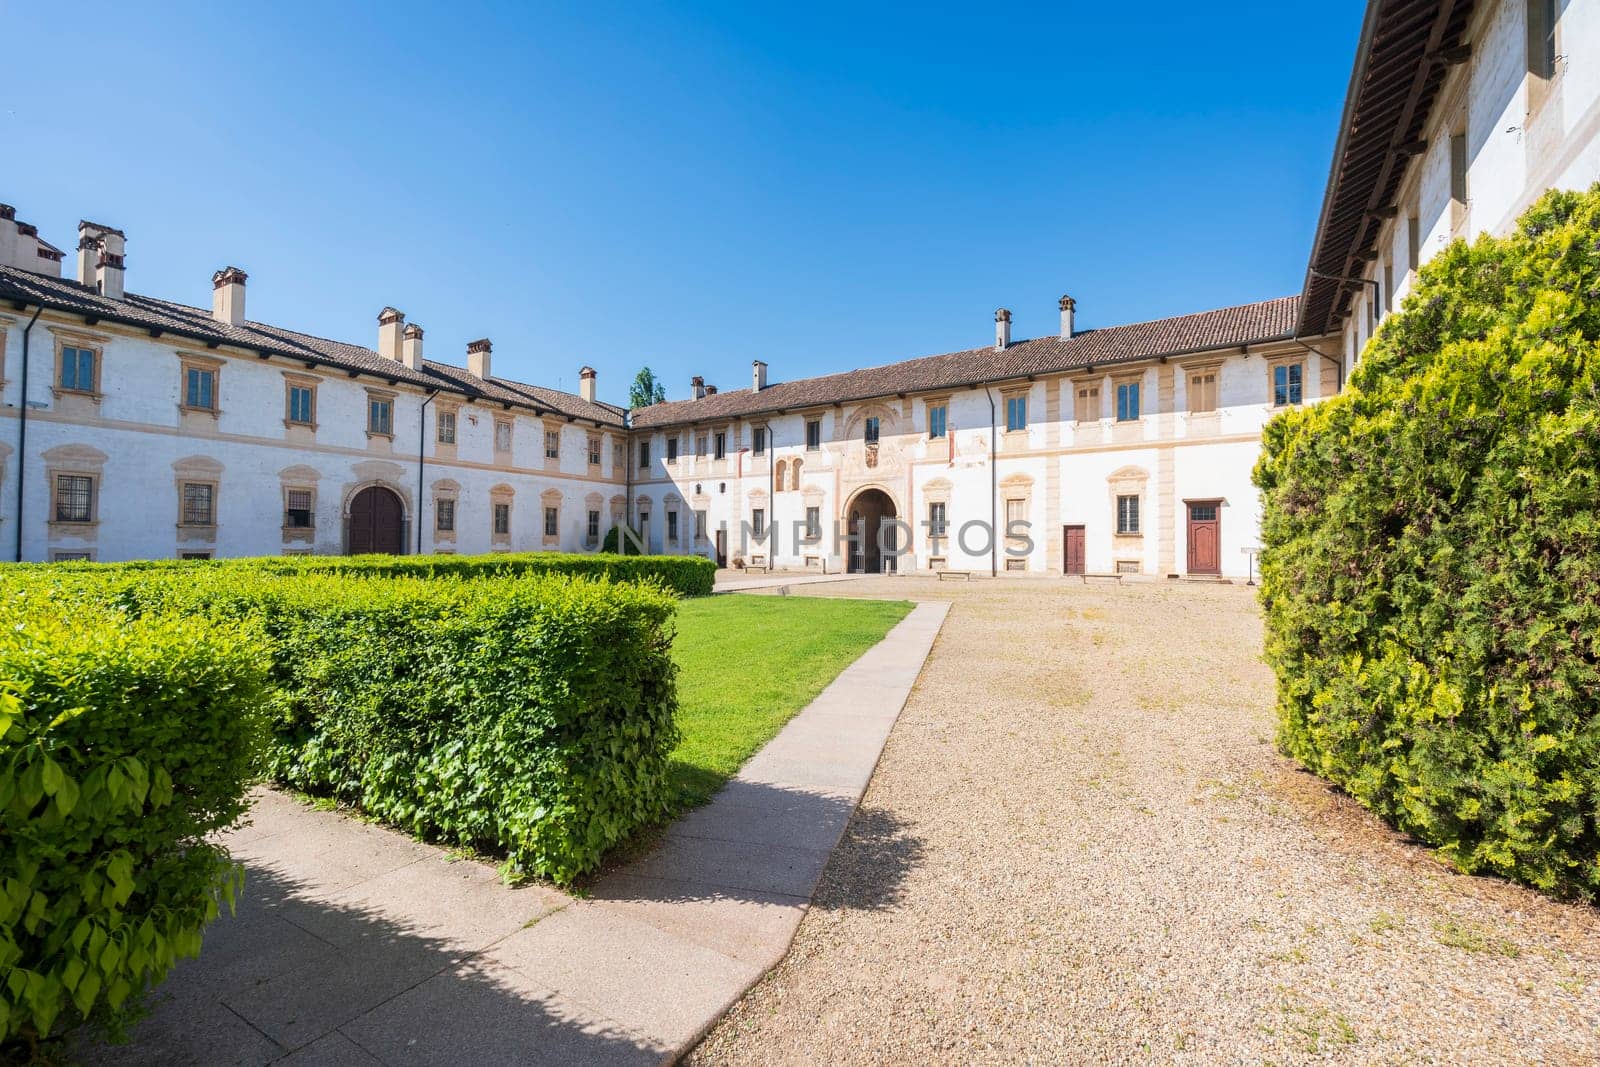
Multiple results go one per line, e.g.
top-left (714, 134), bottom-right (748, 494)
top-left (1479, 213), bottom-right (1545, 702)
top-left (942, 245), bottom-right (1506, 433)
top-left (845, 488), bottom-right (897, 574)
top-left (348, 485), bottom-right (405, 555)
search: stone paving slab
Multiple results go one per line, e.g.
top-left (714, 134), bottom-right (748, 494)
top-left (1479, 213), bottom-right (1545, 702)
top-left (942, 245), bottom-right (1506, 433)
top-left (77, 598), bottom-right (948, 1066)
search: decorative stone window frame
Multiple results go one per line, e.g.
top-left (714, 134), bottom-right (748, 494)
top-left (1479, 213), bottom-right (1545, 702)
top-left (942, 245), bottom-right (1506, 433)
top-left (1107, 466), bottom-right (1149, 552)
top-left (365, 387), bottom-right (397, 440)
top-left (543, 423), bottom-right (562, 466)
top-left (802, 412), bottom-right (824, 453)
top-left (279, 464), bottom-right (321, 545)
top-left (1179, 359), bottom-right (1223, 416)
top-left (584, 491), bottom-right (605, 547)
top-left (489, 483), bottom-right (515, 547)
top-left (433, 398), bottom-right (462, 462)
top-left (609, 494), bottom-right (627, 540)
top-left (44, 443), bottom-right (107, 542)
top-left (586, 433), bottom-right (602, 468)
top-left (998, 385), bottom-right (1031, 452)
top-left (999, 473), bottom-right (1034, 566)
top-left (50, 326), bottom-right (109, 412)
top-left (1111, 371), bottom-right (1146, 422)
top-left (923, 394), bottom-right (952, 461)
top-left (665, 432), bottom-right (680, 466)
top-left (177, 351), bottom-right (224, 420)
top-left (1071, 376), bottom-right (1102, 425)
top-left (611, 434), bottom-right (625, 478)
top-left (492, 415), bottom-right (514, 460)
top-left (663, 492), bottom-right (683, 548)
top-left (922, 477), bottom-right (953, 552)
top-left (282, 370), bottom-right (320, 434)
top-left (51, 549), bottom-right (97, 562)
top-left (173, 454), bottom-right (223, 544)
top-left (431, 477), bottom-right (461, 544)
top-left (540, 488), bottom-right (563, 546)
top-left (1266, 354), bottom-right (1307, 409)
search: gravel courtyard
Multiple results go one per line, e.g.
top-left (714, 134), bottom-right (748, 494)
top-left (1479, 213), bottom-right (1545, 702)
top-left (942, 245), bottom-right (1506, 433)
top-left (690, 577), bottom-right (1600, 1065)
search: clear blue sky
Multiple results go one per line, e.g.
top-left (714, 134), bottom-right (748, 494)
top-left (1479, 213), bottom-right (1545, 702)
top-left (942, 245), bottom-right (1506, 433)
top-left (5, 2), bottom-right (1362, 407)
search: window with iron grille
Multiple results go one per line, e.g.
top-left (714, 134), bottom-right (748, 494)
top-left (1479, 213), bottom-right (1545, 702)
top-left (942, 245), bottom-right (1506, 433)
top-left (436, 499), bottom-right (455, 532)
top-left (587, 435), bottom-right (602, 465)
top-left (587, 509), bottom-right (600, 540)
top-left (667, 511), bottom-right (679, 542)
top-left (928, 502), bottom-right (947, 538)
top-left (54, 475), bottom-right (93, 522)
top-left (493, 503), bottom-right (511, 535)
top-left (751, 508), bottom-right (765, 539)
top-left (638, 441), bottom-right (650, 468)
top-left (1116, 494), bottom-right (1140, 535)
top-left (545, 429), bottom-right (560, 459)
top-left (805, 506), bottom-right (821, 540)
top-left (437, 410), bottom-right (456, 444)
top-left (285, 489), bottom-right (313, 528)
top-left (544, 506), bottom-right (558, 537)
top-left (181, 482), bottom-right (215, 526)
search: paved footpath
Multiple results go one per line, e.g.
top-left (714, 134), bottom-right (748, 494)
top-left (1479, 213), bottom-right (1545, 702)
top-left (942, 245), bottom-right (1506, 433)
top-left (79, 599), bottom-right (948, 1067)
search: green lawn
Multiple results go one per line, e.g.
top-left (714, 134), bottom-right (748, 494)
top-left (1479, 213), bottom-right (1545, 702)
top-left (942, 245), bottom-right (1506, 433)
top-left (666, 594), bottom-right (913, 810)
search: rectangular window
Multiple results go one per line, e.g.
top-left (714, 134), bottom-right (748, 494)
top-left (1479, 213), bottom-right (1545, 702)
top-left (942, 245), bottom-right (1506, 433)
top-left (1407, 214), bottom-right (1421, 272)
top-left (1005, 497), bottom-right (1026, 530)
top-left (285, 489), bottom-right (313, 528)
top-left (1188, 371), bottom-right (1218, 414)
top-left (695, 433), bottom-right (708, 457)
top-left (752, 508), bottom-right (766, 539)
top-left (638, 441), bottom-right (650, 469)
top-left (1384, 262), bottom-right (1395, 315)
top-left (586, 509), bottom-right (600, 541)
top-left (927, 403), bottom-right (947, 439)
top-left (1116, 494), bottom-right (1140, 535)
top-left (54, 474), bottom-right (93, 523)
top-left (493, 503), bottom-right (510, 535)
top-left (185, 367), bottom-right (217, 411)
top-left (1450, 131), bottom-right (1469, 209)
top-left (714, 432), bottom-right (727, 460)
top-left (179, 552), bottom-right (212, 561)
top-left (1116, 382), bottom-right (1141, 422)
top-left (436, 499), bottom-right (455, 532)
top-left (437, 410), bottom-right (456, 444)
top-left (1529, 0), bottom-right (1559, 78)
top-left (928, 502), bottom-right (947, 538)
top-left (1004, 396), bottom-right (1027, 433)
top-left (1273, 363), bottom-right (1303, 406)
top-left (369, 398), bottom-right (393, 436)
top-left (667, 511), bottom-right (679, 542)
top-left (51, 551), bottom-right (90, 562)
top-left (805, 506), bottom-right (821, 540)
top-left (288, 384), bottom-right (315, 426)
top-left (544, 506), bottom-right (558, 537)
top-left (545, 428), bottom-right (560, 459)
top-left (865, 416), bottom-right (880, 444)
top-left (181, 482), bottom-right (215, 526)
top-left (695, 509), bottom-right (708, 539)
top-left (666, 436), bottom-right (679, 463)
top-left (59, 346), bottom-right (95, 391)
top-left (494, 420), bottom-right (512, 453)
top-left (753, 427), bottom-right (767, 455)
top-left (1075, 385), bottom-right (1100, 423)
top-left (805, 419), bottom-right (821, 451)
top-left (587, 434), bottom-right (602, 465)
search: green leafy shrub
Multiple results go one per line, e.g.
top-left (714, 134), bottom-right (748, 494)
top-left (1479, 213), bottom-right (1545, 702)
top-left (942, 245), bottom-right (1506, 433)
top-left (600, 525), bottom-right (644, 555)
top-left (107, 570), bottom-right (682, 885)
top-left (1254, 185), bottom-right (1600, 899)
top-left (24, 550), bottom-right (715, 597)
top-left (0, 595), bottom-right (268, 1051)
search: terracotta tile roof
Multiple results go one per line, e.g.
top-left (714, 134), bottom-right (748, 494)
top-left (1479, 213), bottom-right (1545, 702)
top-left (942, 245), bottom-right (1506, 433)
top-left (1298, 0), bottom-right (1475, 337)
top-left (630, 295), bottom-right (1300, 428)
top-left (0, 265), bottom-right (627, 427)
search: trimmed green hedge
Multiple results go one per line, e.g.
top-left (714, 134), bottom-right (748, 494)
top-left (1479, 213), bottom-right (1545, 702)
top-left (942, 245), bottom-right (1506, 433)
top-left (1254, 186), bottom-right (1600, 899)
top-left (0, 594), bottom-right (268, 1049)
top-left (104, 569), bottom-right (683, 885)
top-left (27, 549), bottom-right (716, 597)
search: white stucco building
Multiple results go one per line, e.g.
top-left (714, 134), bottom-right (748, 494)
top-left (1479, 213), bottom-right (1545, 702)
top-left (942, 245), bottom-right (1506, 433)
top-left (0, 0), bottom-right (1592, 577)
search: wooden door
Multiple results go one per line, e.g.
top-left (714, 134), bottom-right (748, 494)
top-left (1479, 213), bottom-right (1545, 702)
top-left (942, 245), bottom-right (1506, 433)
top-left (1062, 524), bottom-right (1085, 575)
top-left (349, 486), bottom-right (404, 555)
top-left (714, 529), bottom-right (727, 567)
top-left (1186, 502), bottom-right (1220, 575)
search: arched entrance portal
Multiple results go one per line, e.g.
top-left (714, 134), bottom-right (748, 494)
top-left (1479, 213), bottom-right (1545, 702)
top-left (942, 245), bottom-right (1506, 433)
top-left (348, 485), bottom-right (405, 555)
top-left (845, 488), bottom-right (897, 574)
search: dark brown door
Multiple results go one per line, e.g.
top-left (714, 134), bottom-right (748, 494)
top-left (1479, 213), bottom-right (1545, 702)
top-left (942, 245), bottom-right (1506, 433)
top-left (1062, 524), bottom-right (1085, 575)
top-left (1187, 502), bottom-right (1220, 575)
top-left (349, 486), bottom-right (404, 555)
top-left (714, 529), bottom-right (727, 567)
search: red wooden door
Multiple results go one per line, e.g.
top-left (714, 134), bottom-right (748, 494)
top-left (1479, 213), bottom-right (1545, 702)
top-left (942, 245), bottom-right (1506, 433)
top-left (1186, 502), bottom-right (1220, 575)
top-left (349, 486), bottom-right (404, 555)
top-left (1062, 524), bottom-right (1085, 575)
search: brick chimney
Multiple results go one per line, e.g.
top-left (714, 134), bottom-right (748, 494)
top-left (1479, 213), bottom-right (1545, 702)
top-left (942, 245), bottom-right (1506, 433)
top-left (1059, 294), bottom-right (1076, 338)
top-left (705, 384), bottom-right (718, 396)
top-left (467, 338), bottom-right (492, 379)
top-left (579, 365), bottom-right (597, 402)
top-left (994, 307), bottom-right (1012, 351)
top-left (752, 360), bottom-right (767, 391)
top-left (691, 375), bottom-right (706, 400)
top-left (401, 323), bottom-right (424, 370)
top-left (377, 307), bottom-right (404, 361)
top-left (78, 221), bottom-right (125, 299)
top-left (211, 267), bottom-right (248, 325)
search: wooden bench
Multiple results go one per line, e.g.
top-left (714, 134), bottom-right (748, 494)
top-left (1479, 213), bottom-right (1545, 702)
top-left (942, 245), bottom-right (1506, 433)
top-left (1080, 572), bottom-right (1125, 584)
top-left (936, 570), bottom-right (973, 582)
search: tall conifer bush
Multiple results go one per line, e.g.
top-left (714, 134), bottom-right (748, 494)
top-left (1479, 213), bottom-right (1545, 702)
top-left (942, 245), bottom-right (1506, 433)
top-left (1255, 186), bottom-right (1600, 899)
